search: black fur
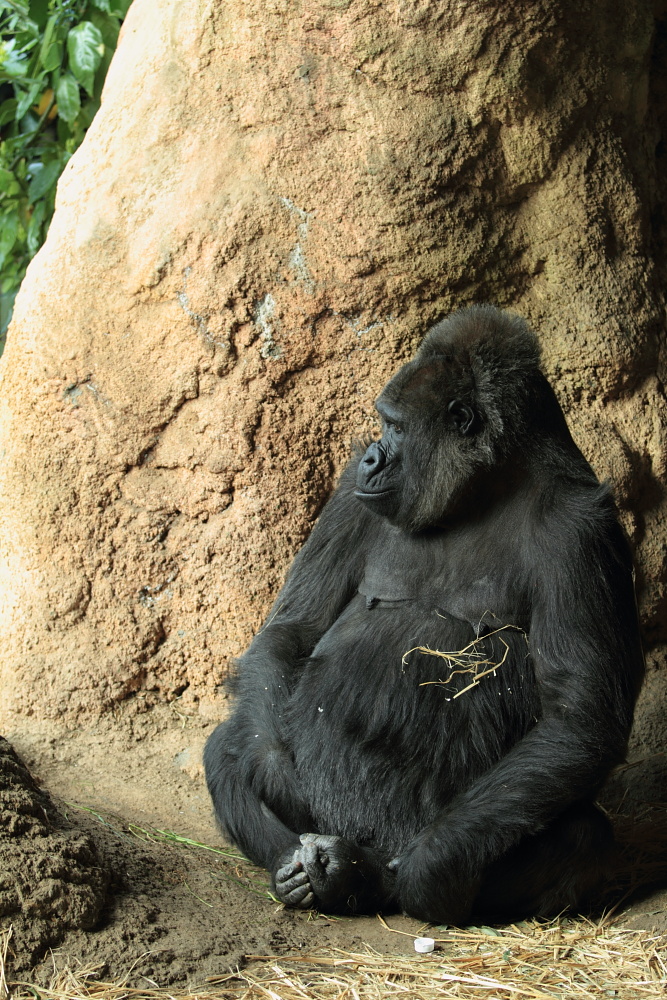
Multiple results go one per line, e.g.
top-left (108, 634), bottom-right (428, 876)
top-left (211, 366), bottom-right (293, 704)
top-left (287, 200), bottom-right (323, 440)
top-left (204, 305), bottom-right (644, 924)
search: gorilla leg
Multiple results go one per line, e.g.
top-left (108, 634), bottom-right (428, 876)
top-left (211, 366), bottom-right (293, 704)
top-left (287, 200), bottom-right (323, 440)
top-left (473, 802), bottom-right (613, 922)
top-left (204, 720), bottom-right (309, 874)
top-left (205, 722), bottom-right (395, 912)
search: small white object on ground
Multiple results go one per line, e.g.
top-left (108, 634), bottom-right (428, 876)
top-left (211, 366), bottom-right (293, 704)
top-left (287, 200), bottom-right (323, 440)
top-left (414, 937), bottom-right (435, 953)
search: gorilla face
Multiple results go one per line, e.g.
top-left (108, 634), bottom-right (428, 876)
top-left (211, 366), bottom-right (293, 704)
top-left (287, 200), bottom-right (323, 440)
top-left (354, 361), bottom-right (479, 529)
top-left (353, 402), bottom-right (406, 521)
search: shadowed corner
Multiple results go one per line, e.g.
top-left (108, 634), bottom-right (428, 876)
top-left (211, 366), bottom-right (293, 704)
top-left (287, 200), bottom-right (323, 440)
top-left (594, 752), bottom-right (667, 926)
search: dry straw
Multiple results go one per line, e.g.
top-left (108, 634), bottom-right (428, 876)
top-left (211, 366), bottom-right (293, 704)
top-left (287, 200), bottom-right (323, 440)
top-left (3, 915), bottom-right (666, 1000)
top-left (402, 624), bottom-right (527, 699)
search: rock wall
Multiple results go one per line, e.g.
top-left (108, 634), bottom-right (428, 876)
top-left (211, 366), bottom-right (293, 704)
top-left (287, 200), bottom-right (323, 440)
top-left (0, 0), bottom-right (665, 726)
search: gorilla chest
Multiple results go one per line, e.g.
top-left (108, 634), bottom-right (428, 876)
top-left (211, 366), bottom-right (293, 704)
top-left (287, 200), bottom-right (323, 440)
top-left (358, 526), bottom-right (529, 628)
top-left (284, 593), bottom-right (537, 846)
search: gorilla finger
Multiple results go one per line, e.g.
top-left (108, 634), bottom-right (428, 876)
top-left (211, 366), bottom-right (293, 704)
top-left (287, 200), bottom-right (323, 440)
top-left (300, 842), bottom-right (325, 868)
top-left (285, 884), bottom-right (315, 907)
top-left (276, 860), bottom-right (303, 883)
top-left (302, 833), bottom-right (338, 850)
top-left (300, 843), bottom-right (329, 886)
top-left (278, 870), bottom-right (310, 894)
top-left (296, 891), bottom-right (315, 909)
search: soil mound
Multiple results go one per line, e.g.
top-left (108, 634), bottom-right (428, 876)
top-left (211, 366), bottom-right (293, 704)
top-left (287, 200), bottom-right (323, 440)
top-left (0, 726), bottom-right (420, 981)
top-left (0, 737), bottom-right (108, 973)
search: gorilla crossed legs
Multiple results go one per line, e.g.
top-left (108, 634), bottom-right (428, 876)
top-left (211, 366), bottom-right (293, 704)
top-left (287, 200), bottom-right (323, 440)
top-left (204, 305), bottom-right (644, 924)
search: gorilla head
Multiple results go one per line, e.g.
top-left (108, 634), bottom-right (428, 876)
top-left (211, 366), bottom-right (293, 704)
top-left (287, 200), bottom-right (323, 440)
top-left (355, 305), bottom-right (562, 530)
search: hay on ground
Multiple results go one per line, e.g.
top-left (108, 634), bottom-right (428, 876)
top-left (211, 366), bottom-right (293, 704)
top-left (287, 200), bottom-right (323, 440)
top-left (3, 915), bottom-right (667, 1000)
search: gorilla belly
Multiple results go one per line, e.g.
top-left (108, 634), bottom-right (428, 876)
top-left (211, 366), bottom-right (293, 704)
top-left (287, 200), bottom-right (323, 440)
top-left (285, 594), bottom-right (539, 854)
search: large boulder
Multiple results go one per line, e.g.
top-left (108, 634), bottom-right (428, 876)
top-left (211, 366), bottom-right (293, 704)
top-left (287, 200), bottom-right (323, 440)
top-left (0, 0), bottom-right (664, 731)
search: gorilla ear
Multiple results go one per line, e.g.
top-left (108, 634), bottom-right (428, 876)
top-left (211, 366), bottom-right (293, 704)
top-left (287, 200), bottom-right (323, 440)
top-left (447, 399), bottom-right (477, 436)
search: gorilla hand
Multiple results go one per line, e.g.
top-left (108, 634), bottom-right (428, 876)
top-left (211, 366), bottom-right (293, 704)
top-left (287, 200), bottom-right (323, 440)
top-left (274, 833), bottom-right (376, 913)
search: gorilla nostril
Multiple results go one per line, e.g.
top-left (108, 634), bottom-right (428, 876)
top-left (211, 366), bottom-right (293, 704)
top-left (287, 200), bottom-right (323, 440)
top-left (361, 441), bottom-right (386, 475)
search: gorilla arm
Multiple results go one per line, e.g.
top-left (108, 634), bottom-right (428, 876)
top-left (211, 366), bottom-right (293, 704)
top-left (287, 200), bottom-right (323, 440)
top-left (389, 505), bottom-right (644, 925)
top-left (204, 461), bottom-right (373, 877)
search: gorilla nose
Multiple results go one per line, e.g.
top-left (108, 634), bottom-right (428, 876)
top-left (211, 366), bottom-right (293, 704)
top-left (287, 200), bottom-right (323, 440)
top-left (361, 442), bottom-right (386, 475)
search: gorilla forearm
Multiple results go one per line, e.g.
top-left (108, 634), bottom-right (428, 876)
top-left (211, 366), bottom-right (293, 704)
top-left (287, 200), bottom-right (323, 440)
top-left (390, 715), bottom-right (623, 922)
top-left (204, 760), bottom-right (299, 872)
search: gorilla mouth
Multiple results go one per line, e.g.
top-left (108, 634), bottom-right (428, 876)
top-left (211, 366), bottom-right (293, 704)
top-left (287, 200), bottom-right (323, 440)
top-left (354, 488), bottom-right (393, 499)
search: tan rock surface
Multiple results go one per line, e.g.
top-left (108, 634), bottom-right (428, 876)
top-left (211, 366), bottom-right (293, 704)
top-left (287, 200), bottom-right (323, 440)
top-left (0, 0), bottom-right (666, 977)
top-left (1, 0), bottom-right (664, 728)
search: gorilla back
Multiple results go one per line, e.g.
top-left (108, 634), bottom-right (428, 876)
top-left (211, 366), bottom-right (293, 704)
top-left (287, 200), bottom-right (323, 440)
top-left (204, 305), bottom-right (644, 924)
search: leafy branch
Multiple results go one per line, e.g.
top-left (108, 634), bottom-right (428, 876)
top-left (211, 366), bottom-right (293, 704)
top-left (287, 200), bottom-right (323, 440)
top-left (0, 0), bottom-right (131, 348)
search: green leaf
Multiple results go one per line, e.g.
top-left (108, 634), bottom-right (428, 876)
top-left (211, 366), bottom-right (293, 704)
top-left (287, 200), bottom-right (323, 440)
top-left (78, 95), bottom-right (100, 128)
top-left (14, 27), bottom-right (40, 58)
top-left (14, 157), bottom-right (28, 183)
top-left (5, 0), bottom-right (30, 18)
top-left (36, 12), bottom-right (54, 64)
top-left (26, 197), bottom-right (46, 254)
top-left (0, 166), bottom-right (19, 195)
top-left (16, 80), bottom-right (41, 119)
top-left (38, 14), bottom-right (63, 73)
top-left (55, 73), bottom-right (80, 123)
top-left (0, 211), bottom-right (19, 269)
top-left (89, 8), bottom-right (120, 49)
top-left (42, 36), bottom-right (62, 72)
top-left (2, 276), bottom-right (21, 296)
top-left (0, 39), bottom-right (30, 78)
top-left (67, 21), bottom-right (104, 96)
top-left (111, 0), bottom-right (133, 17)
top-left (27, 157), bottom-right (61, 201)
top-left (27, 0), bottom-right (50, 29)
top-left (0, 98), bottom-right (18, 126)
top-left (0, 288), bottom-right (19, 345)
top-left (89, 0), bottom-right (112, 11)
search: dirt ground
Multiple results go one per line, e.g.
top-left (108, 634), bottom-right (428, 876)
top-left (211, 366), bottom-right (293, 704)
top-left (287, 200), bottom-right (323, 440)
top-left (1, 705), bottom-right (428, 984)
top-left (1, 700), bottom-right (666, 987)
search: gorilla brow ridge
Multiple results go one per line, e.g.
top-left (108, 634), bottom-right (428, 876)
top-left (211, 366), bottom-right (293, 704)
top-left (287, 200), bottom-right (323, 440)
top-left (418, 304), bottom-right (541, 369)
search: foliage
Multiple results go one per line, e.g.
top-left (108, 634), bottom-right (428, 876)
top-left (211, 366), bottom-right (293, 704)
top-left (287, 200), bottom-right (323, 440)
top-left (0, 0), bottom-right (131, 349)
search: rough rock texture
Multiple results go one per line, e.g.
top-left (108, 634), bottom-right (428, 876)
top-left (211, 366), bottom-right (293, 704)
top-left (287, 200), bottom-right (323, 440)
top-left (0, 738), bottom-right (107, 972)
top-left (0, 0), bottom-right (665, 734)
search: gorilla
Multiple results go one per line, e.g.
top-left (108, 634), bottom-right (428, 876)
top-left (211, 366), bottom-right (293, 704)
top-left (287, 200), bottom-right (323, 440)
top-left (204, 305), bottom-right (644, 925)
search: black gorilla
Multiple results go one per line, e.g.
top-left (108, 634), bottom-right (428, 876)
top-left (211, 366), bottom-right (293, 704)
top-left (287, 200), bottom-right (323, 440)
top-left (204, 305), bottom-right (644, 924)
